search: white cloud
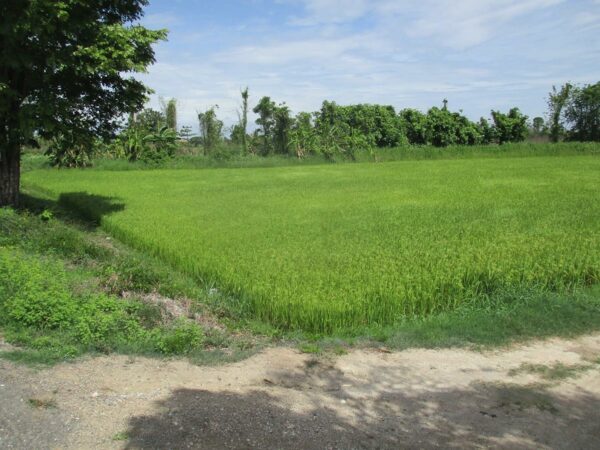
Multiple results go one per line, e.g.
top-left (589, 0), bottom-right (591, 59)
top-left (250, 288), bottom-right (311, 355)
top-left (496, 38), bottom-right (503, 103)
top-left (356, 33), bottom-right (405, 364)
top-left (214, 32), bottom-right (389, 65)
top-left (288, 0), bottom-right (565, 49)
top-left (376, 0), bottom-right (564, 49)
top-left (288, 0), bottom-right (371, 25)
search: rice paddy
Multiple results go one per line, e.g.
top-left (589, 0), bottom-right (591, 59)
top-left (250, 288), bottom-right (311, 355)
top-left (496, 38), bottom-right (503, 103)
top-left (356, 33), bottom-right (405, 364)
top-left (24, 155), bottom-right (600, 332)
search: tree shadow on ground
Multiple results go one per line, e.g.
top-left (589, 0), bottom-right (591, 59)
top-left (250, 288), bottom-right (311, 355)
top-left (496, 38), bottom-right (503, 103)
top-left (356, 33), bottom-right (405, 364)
top-left (124, 359), bottom-right (600, 449)
top-left (20, 191), bottom-right (125, 228)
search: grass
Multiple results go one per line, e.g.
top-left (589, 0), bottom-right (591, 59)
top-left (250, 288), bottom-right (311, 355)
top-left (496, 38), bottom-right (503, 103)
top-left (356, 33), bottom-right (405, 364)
top-left (23, 152), bottom-right (600, 333)
top-left (299, 343), bottom-right (322, 354)
top-left (21, 141), bottom-right (600, 173)
top-left (28, 398), bottom-right (58, 409)
top-left (296, 285), bottom-right (600, 350)
top-left (508, 362), bottom-right (593, 381)
top-left (112, 431), bottom-right (129, 441)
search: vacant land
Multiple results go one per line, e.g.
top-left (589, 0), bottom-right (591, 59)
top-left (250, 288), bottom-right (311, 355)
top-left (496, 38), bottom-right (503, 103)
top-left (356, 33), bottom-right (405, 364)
top-left (24, 155), bottom-right (600, 333)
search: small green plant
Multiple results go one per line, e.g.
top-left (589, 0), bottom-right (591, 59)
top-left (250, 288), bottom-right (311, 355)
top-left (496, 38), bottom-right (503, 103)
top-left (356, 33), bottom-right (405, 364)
top-left (28, 398), bottom-right (57, 409)
top-left (299, 343), bottom-right (321, 354)
top-left (39, 209), bottom-right (53, 222)
top-left (112, 431), bottom-right (129, 441)
top-left (332, 345), bottom-right (348, 356)
top-left (0, 249), bottom-right (78, 329)
top-left (153, 318), bottom-right (205, 355)
top-left (508, 362), bottom-right (592, 381)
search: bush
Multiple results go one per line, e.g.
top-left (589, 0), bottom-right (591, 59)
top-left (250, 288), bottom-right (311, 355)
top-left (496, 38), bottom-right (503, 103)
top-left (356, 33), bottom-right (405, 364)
top-left (153, 318), bottom-right (205, 355)
top-left (74, 295), bottom-right (146, 348)
top-left (0, 249), bottom-right (77, 329)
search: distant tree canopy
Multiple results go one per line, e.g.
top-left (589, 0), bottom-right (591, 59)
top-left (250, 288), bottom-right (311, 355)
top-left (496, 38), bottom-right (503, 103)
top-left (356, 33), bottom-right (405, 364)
top-left (491, 108), bottom-right (529, 144)
top-left (106, 82), bottom-right (599, 164)
top-left (163, 98), bottom-right (177, 131)
top-left (531, 117), bottom-right (546, 136)
top-left (547, 84), bottom-right (573, 142)
top-left (243, 98), bottom-right (531, 158)
top-left (546, 82), bottom-right (600, 142)
top-left (135, 109), bottom-right (165, 133)
top-left (563, 82), bottom-right (600, 142)
top-left (0, 0), bottom-right (166, 206)
top-left (198, 106), bottom-right (223, 153)
top-left (179, 125), bottom-right (194, 141)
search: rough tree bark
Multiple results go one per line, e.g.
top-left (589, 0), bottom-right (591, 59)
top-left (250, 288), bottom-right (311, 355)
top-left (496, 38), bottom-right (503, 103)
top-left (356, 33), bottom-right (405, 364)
top-left (0, 102), bottom-right (22, 208)
top-left (0, 145), bottom-right (20, 207)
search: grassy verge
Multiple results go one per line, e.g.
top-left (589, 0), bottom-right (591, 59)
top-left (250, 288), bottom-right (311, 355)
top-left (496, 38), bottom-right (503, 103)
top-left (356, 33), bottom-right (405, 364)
top-left (355, 285), bottom-right (600, 350)
top-left (0, 206), bottom-right (262, 366)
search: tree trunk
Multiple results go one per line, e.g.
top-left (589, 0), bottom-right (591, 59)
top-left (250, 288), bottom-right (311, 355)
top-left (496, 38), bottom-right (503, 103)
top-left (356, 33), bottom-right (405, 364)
top-left (0, 147), bottom-right (20, 208)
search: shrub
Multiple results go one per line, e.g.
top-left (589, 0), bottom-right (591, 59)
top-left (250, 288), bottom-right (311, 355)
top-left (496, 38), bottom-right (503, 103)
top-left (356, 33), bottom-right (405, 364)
top-left (153, 318), bottom-right (205, 355)
top-left (0, 249), bottom-right (77, 329)
top-left (74, 295), bottom-right (146, 348)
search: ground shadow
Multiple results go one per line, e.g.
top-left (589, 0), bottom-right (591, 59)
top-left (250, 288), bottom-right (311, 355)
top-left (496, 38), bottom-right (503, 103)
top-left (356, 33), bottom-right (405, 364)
top-left (124, 359), bottom-right (600, 449)
top-left (20, 191), bottom-right (125, 228)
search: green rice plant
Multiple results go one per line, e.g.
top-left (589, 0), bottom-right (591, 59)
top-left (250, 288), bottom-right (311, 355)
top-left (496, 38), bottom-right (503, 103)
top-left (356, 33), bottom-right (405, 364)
top-left (23, 152), bottom-right (600, 333)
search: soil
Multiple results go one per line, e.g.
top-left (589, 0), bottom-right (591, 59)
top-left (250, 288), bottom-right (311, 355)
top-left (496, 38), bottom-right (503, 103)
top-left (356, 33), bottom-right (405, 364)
top-left (1, 334), bottom-right (600, 449)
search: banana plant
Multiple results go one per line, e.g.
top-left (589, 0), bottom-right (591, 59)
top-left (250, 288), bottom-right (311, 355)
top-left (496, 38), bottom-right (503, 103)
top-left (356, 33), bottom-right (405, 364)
top-left (143, 126), bottom-right (178, 158)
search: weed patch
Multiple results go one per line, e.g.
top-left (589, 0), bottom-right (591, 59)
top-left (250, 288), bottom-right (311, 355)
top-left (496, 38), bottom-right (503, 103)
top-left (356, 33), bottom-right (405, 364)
top-left (509, 362), bottom-right (593, 381)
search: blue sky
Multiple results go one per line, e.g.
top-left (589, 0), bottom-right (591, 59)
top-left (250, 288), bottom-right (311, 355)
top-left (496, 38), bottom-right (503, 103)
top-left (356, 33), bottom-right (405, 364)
top-left (137, 0), bottom-right (600, 131)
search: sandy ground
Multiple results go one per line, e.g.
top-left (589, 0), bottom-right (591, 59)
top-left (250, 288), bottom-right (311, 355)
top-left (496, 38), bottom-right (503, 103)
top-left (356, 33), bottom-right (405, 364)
top-left (1, 335), bottom-right (600, 450)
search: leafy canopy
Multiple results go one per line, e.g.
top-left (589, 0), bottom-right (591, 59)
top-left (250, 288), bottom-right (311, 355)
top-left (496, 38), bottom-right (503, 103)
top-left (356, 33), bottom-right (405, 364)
top-left (564, 82), bottom-right (600, 142)
top-left (0, 0), bottom-right (167, 150)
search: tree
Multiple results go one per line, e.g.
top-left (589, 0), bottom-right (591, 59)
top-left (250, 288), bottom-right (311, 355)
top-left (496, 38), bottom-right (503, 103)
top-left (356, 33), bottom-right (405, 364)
top-left (253, 96), bottom-right (276, 155)
top-left (491, 108), bottom-right (529, 144)
top-left (478, 118), bottom-right (496, 144)
top-left (289, 112), bottom-right (316, 158)
top-left (547, 83), bottom-right (572, 142)
top-left (142, 125), bottom-right (177, 162)
top-left (273, 103), bottom-right (293, 154)
top-left (531, 117), bottom-right (546, 136)
top-left (421, 106), bottom-right (481, 147)
top-left (564, 82), bottom-right (600, 142)
top-left (198, 106), bottom-right (223, 153)
top-left (164, 98), bottom-right (177, 131)
top-left (133, 108), bottom-right (165, 133)
top-left (0, 0), bottom-right (166, 206)
top-left (239, 87), bottom-right (249, 153)
top-left (230, 123), bottom-right (245, 145)
top-left (178, 125), bottom-right (194, 141)
top-left (399, 109), bottom-right (428, 145)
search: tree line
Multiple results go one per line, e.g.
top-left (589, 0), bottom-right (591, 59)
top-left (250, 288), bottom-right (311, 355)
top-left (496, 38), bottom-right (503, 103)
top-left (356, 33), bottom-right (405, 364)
top-left (107, 81), bottom-right (598, 163)
top-left (112, 95), bottom-right (528, 162)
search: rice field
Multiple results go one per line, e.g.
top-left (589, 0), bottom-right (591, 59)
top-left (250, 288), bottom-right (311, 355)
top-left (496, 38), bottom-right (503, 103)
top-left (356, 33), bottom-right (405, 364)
top-left (24, 155), bottom-right (600, 332)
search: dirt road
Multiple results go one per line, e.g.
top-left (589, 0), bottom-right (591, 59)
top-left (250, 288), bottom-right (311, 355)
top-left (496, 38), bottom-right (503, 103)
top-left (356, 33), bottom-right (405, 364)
top-left (1, 334), bottom-right (600, 449)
